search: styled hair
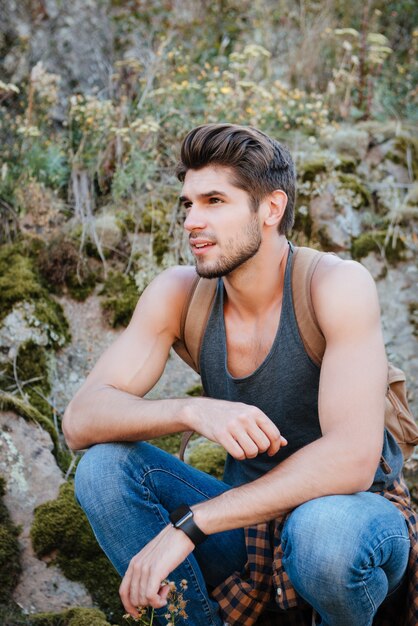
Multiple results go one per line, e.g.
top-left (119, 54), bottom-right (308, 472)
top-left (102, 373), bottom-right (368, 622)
top-left (176, 123), bottom-right (296, 235)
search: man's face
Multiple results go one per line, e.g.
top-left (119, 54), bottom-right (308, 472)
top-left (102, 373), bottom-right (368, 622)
top-left (180, 166), bottom-right (262, 279)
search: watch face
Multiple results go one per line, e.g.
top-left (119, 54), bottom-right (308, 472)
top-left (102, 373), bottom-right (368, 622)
top-left (170, 504), bottom-right (192, 526)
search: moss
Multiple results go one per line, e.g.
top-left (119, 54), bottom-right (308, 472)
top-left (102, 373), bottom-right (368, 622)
top-left (316, 225), bottom-right (336, 252)
top-left (148, 433), bottom-right (183, 455)
top-left (30, 607), bottom-right (111, 626)
top-left (0, 476), bottom-right (22, 604)
top-left (100, 272), bottom-right (139, 328)
top-left (0, 245), bottom-right (44, 324)
top-left (351, 231), bottom-right (406, 262)
top-left (186, 383), bottom-right (204, 397)
top-left (1, 340), bottom-right (51, 417)
top-left (298, 157), bottom-right (328, 183)
top-left (36, 237), bottom-right (97, 302)
top-left (292, 205), bottom-right (313, 240)
top-left (141, 207), bottom-right (166, 233)
top-left (409, 302), bottom-right (418, 338)
top-left (335, 156), bottom-right (358, 173)
top-left (152, 230), bottom-right (170, 264)
top-left (31, 482), bottom-right (123, 623)
top-left (0, 601), bottom-right (33, 625)
top-left (188, 442), bottom-right (227, 479)
top-left (390, 134), bottom-right (418, 178)
top-left (0, 244), bottom-right (70, 345)
top-left (0, 393), bottom-right (58, 452)
top-left (337, 173), bottom-right (371, 208)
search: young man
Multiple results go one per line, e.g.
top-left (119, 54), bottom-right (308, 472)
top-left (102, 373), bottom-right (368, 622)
top-left (64, 124), bottom-right (413, 626)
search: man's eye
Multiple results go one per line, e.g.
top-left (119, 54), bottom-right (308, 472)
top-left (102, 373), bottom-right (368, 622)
top-left (209, 197), bottom-right (222, 204)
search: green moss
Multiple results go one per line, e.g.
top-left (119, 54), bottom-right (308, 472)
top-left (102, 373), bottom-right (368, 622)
top-left (0, 393), bottom-right (58, 452)
top-left (100, 272), bottom-right (139, 328)
top-left (390, 135), bottom-right (418, 178)
top-left (188, 442), bottom-right (227, 479)
top-left (148, 433), bottom-right (183, 455)
top-left (351, 231), bottom-right (406, 262)
top-left (186, 383), bottom-right (203, 397)
top-left (335, 156), bottom-right (358, 173)
top-left (31, 482), bottom-right (123, 624)
top-left (292, 205), bottom-right (313, 240)
top-left (0, 245), bottom-right (44, 324)
top-left (298, 157), bottom-right (328, 183)
top-left (0, 477), bottom-right (22, 604)
top-left (0, 601), bottom-right (33, 625)
top-left (338, 173), bottom-right (371, 208)
top-left (0, 244), bottom-right (70, 345)
top-left (30, 607), bottom-right (111, 626)
top-left (36, 237), bottom-right (97, 302)
top-left (152, 230), bottom-right (170, 264)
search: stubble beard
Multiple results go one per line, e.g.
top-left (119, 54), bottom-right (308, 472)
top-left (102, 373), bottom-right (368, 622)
top-left (194, 216), bottom-right (262, 279)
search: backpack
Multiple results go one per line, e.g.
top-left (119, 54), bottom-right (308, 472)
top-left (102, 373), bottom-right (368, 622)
top-left (173, 246), bottom-right (418, 461)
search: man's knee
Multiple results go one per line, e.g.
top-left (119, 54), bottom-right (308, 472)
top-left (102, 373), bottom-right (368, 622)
top-left (74, 442), bottom-right (141, 511)
top-left (281, 493), bottom-right (409, 599)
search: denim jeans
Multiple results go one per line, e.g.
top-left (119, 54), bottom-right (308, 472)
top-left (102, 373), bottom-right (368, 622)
top-left (75, 442), bottom-right (410, 626)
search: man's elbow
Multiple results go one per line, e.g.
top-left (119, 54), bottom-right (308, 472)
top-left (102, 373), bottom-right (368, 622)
top-left (62, 398), bottom-right (88, 451)
top-left (348, 450), bottom-right (381, 492)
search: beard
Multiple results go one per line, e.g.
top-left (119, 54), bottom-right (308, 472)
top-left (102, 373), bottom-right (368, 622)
top-left (194, 215), bottom-right (262, 279)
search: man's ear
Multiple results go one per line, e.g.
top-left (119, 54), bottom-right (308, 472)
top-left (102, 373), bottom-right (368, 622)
top-left (264, 190), bottom-right (288, 227)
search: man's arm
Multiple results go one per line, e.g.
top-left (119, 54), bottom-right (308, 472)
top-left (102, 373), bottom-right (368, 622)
top-left (119, 258), bottom-right (388, 615)
top-left (62, 265), bottom-right (197, 450)
top-left (63, 266), bottom-right (285, 455)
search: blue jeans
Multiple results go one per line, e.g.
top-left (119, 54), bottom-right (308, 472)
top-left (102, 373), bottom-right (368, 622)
top-left (75, 442), bottom-right (410, 626)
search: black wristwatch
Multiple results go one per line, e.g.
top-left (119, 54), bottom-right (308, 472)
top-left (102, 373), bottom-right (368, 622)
top-left (169, 504), bottom-right (207, 546)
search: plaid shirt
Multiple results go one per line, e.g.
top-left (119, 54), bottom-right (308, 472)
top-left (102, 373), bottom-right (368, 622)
top-left (211, 476), bottom-right (418, 626)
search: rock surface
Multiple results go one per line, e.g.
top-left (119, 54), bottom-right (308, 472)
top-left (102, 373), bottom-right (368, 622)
top-left (0, 411), bottom-right (93, 613)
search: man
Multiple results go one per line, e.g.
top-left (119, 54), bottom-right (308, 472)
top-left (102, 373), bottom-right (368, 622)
top-left (64, 124), bottom-right (412, 626)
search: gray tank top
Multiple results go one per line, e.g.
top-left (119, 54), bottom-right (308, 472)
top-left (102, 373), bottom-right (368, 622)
top-left (199, 246), bottom-right (403, 489)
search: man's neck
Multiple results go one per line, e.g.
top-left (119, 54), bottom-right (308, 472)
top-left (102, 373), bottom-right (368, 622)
top-left (222, 236), bottom-right (289, 319)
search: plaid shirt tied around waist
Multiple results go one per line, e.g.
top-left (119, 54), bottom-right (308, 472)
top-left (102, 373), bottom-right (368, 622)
top-left (211, 476), bottom-right (418, 626)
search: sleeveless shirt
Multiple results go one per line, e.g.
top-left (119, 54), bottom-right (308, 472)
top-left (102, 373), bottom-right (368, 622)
top-left (199, 246), bottom-right (403, 489)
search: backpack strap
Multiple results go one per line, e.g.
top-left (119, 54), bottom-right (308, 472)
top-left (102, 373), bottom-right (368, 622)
top-left (172, 273), bottom-right (217, 374)
top-left (291, 246), bottom-right (326, 366)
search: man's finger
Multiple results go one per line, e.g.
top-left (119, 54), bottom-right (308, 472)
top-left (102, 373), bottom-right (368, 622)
top-left (119, 570), bottom-right (140, 618)
top-left (235, 432), bottom-right (260, 458)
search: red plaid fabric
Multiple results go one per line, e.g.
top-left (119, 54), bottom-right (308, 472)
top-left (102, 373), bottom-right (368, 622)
top-left (212, 475), bottom-right (418, 626)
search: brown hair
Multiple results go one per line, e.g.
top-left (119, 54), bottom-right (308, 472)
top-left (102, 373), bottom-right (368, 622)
top-left (176, 123), bottom-right (296, 235)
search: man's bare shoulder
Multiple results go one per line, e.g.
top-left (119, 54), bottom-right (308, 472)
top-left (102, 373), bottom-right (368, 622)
top-left (129, 265), bottom-right (198, 340)
top-left (311, 253), bottom-right (381, 340)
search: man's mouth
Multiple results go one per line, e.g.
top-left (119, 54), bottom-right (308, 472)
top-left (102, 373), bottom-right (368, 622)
top-left (190, 238), bottom-right (216, 250)
top-left (193, 242), bottom-right (214, 249)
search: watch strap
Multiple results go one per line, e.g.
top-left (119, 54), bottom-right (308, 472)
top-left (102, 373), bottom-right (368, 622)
top-left (169, 504), bottom-right (207, 546)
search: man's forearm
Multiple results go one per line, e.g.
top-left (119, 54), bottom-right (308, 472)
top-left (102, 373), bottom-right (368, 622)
top-left (63, 385), bottom-right (192, 450)
top-left (191, 430), bottom-right (381, 535)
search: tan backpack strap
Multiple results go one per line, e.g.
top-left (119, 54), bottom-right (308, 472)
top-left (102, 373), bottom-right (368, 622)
top-left (292, 246), bottom-right (326, 367)
top-left (172, 273), bottom-right (201, 371)
top-left (173, 274), bottom-right (218, 373)
top-left (183, 277), bottom-right (218, 373)
top-left (179, 430), bottom-right (195, 461)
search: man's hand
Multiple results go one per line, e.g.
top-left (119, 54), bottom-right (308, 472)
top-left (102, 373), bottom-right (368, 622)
top-left (119, 525), bottom-right (194, 618)
top-left (185, 397), bottom-right (287, 460)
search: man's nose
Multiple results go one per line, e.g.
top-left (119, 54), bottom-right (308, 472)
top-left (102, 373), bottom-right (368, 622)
top-left (183, 205), bottom-right (206, 232)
